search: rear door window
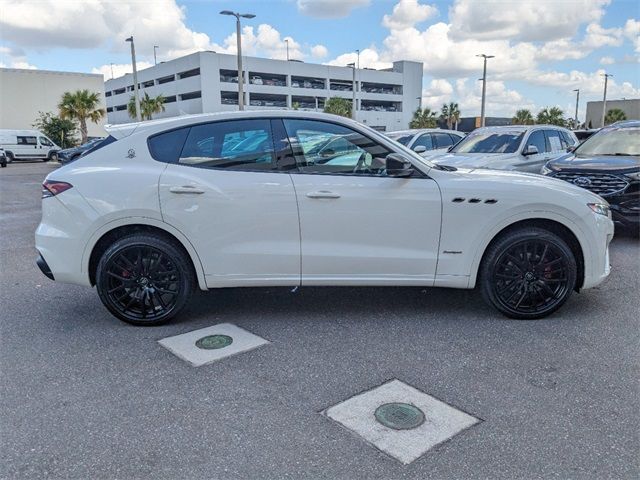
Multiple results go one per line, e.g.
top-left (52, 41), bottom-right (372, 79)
top-left (432, 132), bottom-right (454, 149)
top-left (17, 136), bottom-right (37, 145)
top-left (412, 133), bottom-right (433, 150)
top-left (544, 130), bottom-right (564, 152)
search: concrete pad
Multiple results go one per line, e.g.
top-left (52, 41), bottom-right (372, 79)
top-left (324, 379), bottom-right (480, 464)
top-left (158, 323), bottom-right (269, 367)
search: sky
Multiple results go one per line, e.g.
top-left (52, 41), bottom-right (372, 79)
top-left (0, 0), bottom-right (638, 119)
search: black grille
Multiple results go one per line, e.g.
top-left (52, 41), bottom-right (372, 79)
top-left (551, 172), bottom-right (629, 196)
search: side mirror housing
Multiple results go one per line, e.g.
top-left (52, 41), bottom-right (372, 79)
top-left (413, 145), bottom-right (427, 154)
top-left (386, 153), bottom-right (414, 177)
top-left (523, 145), bottom-right (539, 156)
top-left (566, 145), bottom-right (576, 153)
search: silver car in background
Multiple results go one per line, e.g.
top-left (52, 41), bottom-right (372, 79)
top-left (386, 129), bottom-right (465, 159)
top-left (430, 125), bottom-right (579, 173)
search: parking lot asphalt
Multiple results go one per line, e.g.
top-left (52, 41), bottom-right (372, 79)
top-left (1, 162), bottom-right (639, 479)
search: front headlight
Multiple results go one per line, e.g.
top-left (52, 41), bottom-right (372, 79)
top-left (625, 171), bottom-right (640, 181)
top-left (588, 203), bottom-right (611, 217)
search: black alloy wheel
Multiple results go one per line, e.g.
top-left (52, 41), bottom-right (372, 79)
top-left (96, 234), bottom-right (194, 325)
top-left (480, 227), bottom-right (577, 319)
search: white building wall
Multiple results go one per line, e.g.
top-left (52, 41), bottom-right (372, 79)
top-left (105, 51), bottom-right (423, 131)
top-left (0, 68), bottom-right (107, 137)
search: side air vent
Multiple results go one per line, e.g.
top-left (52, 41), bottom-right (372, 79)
top-left (452, 197), bottom-right (465, 203)
top-left (484, 199), bottom-right (498, 204)
top-left (468, 198), bottom-right (481, 203)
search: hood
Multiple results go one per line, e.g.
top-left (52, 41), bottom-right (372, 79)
top-left (548, 153), bottom-right (640, 172)
top-left (430, 152), bottom-right (516, 167)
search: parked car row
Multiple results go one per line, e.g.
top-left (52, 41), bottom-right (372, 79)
top-left (387, 129), bottom-right (465, 159)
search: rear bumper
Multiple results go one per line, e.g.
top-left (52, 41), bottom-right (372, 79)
top-left (36, 254), bottom-right (55, 280)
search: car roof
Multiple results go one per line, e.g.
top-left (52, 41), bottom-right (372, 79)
top-left (472, 124), bottom-right (571, 133)
top-left (608, 120), bottom-right (640, 128)
top-left (105, 110), bottom-right (390, 140)
top-left (387, 128), bottom-right (464, 136)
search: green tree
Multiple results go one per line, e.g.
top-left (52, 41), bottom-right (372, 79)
top-left (440, 102), bottom-right (461, 130)
top-left (536, 107), bottom-right (566, 126)
top-left (323, 97), bottom-right (352, 118)
top-left (604, 108), bottom-right (627, 125)
top-left (32, 112), bottom-right (78, 148)
top-left (292, 101), bottom-right (300, 110)
top-left (409, 107), bottom-right (438, 128)
top-left (58, 89), bottom-right (106, 144)
top-left (128, 92), bottom-right (166, 121)
top-left (512, 109), bottom-right (534, 125)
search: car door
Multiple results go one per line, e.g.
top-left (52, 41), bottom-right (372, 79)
top-left (543, 129), bottom-right (569, 161)
top-left (157, 118), bottom-right (301, 288)
top-left (281, 118), bottom-right (442, 286)
top-left (16, 135), bottom-right (39, 159)
top-left (518, 130), bottom-right (549, 172)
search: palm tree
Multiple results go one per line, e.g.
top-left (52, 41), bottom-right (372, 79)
top-left (604, 108), bottom-right (627, 125)
top-left (323, 97), bottom-right (352, 118)
top-left (536, 107), bottom-right (566, 127)
top-left (512, 109), bottom-right (534, 125)
top-left (440, 102), bottom-right (461, 130)
top-left (58, 90), bottom-right (106, 144)
top-left (128, 93), bottom-right (166, 121)
top-left (410, 107), bottom-right (438, 128)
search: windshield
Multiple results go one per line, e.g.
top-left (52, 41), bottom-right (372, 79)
top-left (452, 131), bottom-right (524, 154)
top-left (575, 127), bottom-right (640, 156)
top-left (387, 133), bottom-right (413, 146)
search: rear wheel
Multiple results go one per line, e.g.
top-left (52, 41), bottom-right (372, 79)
top-left (96, 234), bottom-right (195, 326)
top-left (480, 227), bottom-right (577, 319)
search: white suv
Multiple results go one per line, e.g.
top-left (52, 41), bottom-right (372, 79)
top-left (431, 125), bottom-right (579, 173)
top-left (36, 112), bottom-right (613, 325)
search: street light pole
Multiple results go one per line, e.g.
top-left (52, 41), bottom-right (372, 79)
top-left (573, 88), bottom-right (580, 129)
top-left (110, 62), bottom-right (114, 80)
top-left (125, 36), bottom-right (142, 122)
top-left (348, 62), bottom-right (356, 120)
top-left (601, 73), bottom-right (612, 127)
top-left (356, 49), bottom-right (360, 70)
top-left (285, 39), bottom-right (289, 61)
top-left (476, 53), bottom-right (494, 127)
top-left (220, 10), bottom-right (256, 111)
top-left (153, 45), bottom-right (159, 65)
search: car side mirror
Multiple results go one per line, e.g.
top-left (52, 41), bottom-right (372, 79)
top-left (413, 145), bottom-right (427, 154)
top-left (386, 153), bottom-right (414, 177)
top-left (566, 145), bottom-right (576, 153)
top-left (523, 145), bottom-right (538, 156)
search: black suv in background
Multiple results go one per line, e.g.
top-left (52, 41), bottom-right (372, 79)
top-left (543, 121), bottom-right (639, 233)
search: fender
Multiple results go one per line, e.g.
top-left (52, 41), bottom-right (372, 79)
top-left (465, 209), bottom-right (591, 289)
top-left (81, 216), bottom-right (208, 290)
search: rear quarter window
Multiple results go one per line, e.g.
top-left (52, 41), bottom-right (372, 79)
top-left (147, 127), bottom-right (190, 163)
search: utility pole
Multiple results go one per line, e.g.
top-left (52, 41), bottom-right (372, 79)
top-left (601, 73), bottom-right (613, 127)
top-left (125, 36), bottom-right (141, 122)
top-left (285, 39), bottom-right (289, 61)
top-left (220, 10), bottom-right (256, 111)
top-left (348, 62), bottom-right (356, 120)
top-left (476, 54), bottom-right (494, 127)
top-left (356, 49), bottom-right (360, 70)
top-left (110, 62), bottom-right (114, 80)
top-left (153, 45), bottom-right (159, 65)
top-left (573, 88), bottom-right (580, 129)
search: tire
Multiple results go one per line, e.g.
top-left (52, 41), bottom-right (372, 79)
top-left (47, 152), bottom-right (57, 162)
top-left (5, 152), bottom-right (13, 163)
top-left (96, 233), bottom-right (195, 326)
top-left (480, 227), bottom-right (577, 320)
top-left (0, 157), bottom-right (6, 168)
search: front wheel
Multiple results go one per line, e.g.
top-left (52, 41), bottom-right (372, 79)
top-left (480, 227), bottom-right (577, 319)
top-left (47, 152), bottom-right (57, 162)
top-left (96, 234), bottom-right (195, 326)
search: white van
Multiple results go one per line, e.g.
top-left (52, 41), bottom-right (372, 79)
top-left (0, 129), bottom-right (60, 162)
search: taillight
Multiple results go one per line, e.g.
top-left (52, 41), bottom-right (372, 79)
top-left (42, 180), bottom-right (73, 198)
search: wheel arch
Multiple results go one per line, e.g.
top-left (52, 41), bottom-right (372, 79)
top-left (470, 216), bottom-right (585, 291)
top-left (84, 219), bottom-right (208, 290)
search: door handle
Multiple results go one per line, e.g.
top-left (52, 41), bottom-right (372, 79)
top-left (306, 190), bottom-right (340, 199)
top-left (169, 185), bottom-right (205, 194)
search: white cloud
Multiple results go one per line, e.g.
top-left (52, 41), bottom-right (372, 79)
top-left (311, 45), bottom-right (329, 59)
top-left (382, 0), bottom-right (437, 30)
top-left (421, 79), bottom-right (453, 109)
top-left (530, 69), bottom-right (640, 98)
top-left (582, 22), bottom-right (623, 49)
top-left (91, 62), bottom-right (154, 80)
top-left (325, 48), bottom-right (392, 69)
top-left (448, 0), bottom-right (610, 42)
top-left (623, 19), bottom-right (640, 53)
top-left (296, 0), bottom-right (370, 19)
top-left (0, 46), bottom-right (37, 69)
top-left (213, 24), bottom-right (306, 61)
top-left (599, 56), bottom-right (615, 65)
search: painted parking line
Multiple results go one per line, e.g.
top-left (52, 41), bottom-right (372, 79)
top-left (324, 379), bottom-right (480, 465)
top-left (158, 323), bottom-right (269, 367)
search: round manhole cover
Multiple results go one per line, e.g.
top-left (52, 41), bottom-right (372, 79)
top-left (374, 403), bottom-right (425, 430)
top-left (195, 334), bottom-right (233, 350)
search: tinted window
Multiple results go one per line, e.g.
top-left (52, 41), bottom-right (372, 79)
top-left (449, 133), bottom-right (464, 145)
top-left (544, 130), bottom-right (564, 152)
top-left (387, 133), bottom-right (412, 146)
top-left (283, 119), bottom-right (391, 175)
top-left (39, 137), bottom-right (53, 146)
top-left (148, 128), bottom-right (189, 163)
top-left (412, 133), bottom-right (433, 150)
top-left (453, 131), bottom-right (524, 154)
top-left (179, 119), bottom-right (275, 170)
top-left (432, 133), bottom-right (454, 149)
top-left (559, 130), bottom-right (575, 148)
top-left (17, 136), bottom-right (37, 145)
top-left (525, 131), bottom-right (547, 154)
